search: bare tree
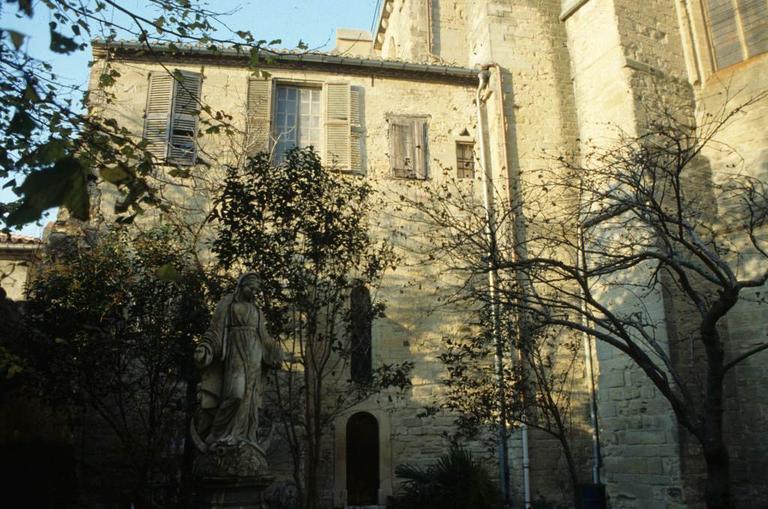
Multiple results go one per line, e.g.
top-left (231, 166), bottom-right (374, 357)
top-left (401, 92), bottom-right (768, 508)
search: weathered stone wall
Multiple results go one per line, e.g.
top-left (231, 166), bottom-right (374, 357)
top-left (564, 1), bottom-right (694, 507)
top-left (90, 54), bottom-right (484, 506)
top-left (685, 30), bottom-right (768, 508)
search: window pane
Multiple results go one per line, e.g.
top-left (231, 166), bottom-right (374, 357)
top-left (738, 0), bottom-right (768, 57)
top-left (705, 0), bottom-right (743, 69)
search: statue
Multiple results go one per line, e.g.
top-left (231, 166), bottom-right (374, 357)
top-left (193, 273), bottom-right (282, 478)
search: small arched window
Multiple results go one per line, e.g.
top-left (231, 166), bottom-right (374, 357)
top-left (350, 284), bottom-right (372, 383)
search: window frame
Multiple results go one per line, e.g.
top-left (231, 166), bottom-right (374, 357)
top-left (271, 82), bottom-right (324, 163)
top-left (679, 0), bottom-right (768, 84)
top-left (455, 140), bottom-right (476, 179)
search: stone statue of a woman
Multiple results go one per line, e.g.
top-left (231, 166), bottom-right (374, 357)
top-left (193, 273), bottom-right (282, 476)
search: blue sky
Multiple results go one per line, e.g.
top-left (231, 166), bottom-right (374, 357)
top-left (1, 0), bottom-right (381, 236)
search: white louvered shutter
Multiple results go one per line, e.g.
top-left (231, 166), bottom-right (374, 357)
top-left (142, 72), bottom-right (175, 160)
top-left (350, 86), bottom-right (365, 173)
top-left (246, 76), bottom-right (272, 155)
top-left (324, 83), bottom-right (351, 170)
top-left (168, 70), bottom-right (202, 165)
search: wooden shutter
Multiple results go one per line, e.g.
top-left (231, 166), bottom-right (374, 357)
top-left (246, 76), bottom-right (272, 155)
top-left (738, 0), bottom-right (768, 57)
top-left (168, 70), bottom-right (202, 165)
top-left (705, 0), bottom-right (743, 69)
top-left (414, 118), bottom-right (428, 179)
top-left (350, 86), bottom-right (365, 173)
top-left (142, 72), bottom-right (175, 160)
top-left (390, 120), bottom-right (413, 178)
top-left (324, 83), bottom-right (351, 169)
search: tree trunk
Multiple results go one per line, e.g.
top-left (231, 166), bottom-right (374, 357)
top-left (703, 442), bottom-right (732, 509)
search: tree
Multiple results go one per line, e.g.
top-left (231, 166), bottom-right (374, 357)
top-left (212, 147), bottom-right (412, 509)
top-left (438, 312), bottom-right (588, 508)
top-left (23, 226), bottom-right (212, 507)
top-left (402, 94), bottom-right (768, 508)
top-left (0, 0), bottom-right (279, 229)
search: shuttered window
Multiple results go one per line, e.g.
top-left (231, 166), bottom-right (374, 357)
top-left (246, 76), bottom-right (272, 155)
top-left (142, 70), bottom-right (202, 166)
top-left (703, 0), bottom-right (768, 70)
top-left (259, 82), bottom-right (365, 172)
top-left (389, 116), bottom-right (428, 179)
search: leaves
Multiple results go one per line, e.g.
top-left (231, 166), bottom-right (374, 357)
top-left (7, 30), bottom-right (26, 50)
top-left (49, 26), bottom-right (78, 54)
top-left (6, 156), bottom-right (89, 226)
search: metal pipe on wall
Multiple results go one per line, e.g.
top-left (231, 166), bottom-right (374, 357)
top-left (476, 68), bottom-right (511, 507)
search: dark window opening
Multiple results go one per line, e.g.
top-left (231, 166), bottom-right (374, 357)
top-left (350, 285), bottom-right (372, 383)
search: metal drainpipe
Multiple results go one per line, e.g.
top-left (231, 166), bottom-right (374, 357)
top-left (476, 68), bottom-right (511, 507)
top-left (489, 64), bottom-right (532, 509)
top-left (578, 225), bottom-right (603, 485)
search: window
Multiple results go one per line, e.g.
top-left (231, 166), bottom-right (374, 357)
top-left (273, 86), bottom-right (322, 163)
top-left (246, 78), bottom-right (365, 172)
top-left (350, 285), bottom-right (372, 383)
top-left (142, 70), bottom-right (202, 165)
top-left (388, 116), bottom-right (428, 179)
top-left (456, 141), bottom-right (475, 179)
top-left (703, 0), bottom-right (768, 70)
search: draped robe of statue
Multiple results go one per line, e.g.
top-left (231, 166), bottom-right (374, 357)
top-left (197, 276), bottom-right (282, 446)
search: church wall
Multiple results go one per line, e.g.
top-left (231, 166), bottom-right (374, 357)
top-left (565, 1), bottom-right (693, 507)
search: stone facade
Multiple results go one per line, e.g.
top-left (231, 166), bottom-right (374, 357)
top-left (0, 234), bottom-right (42, 301)
top-left (85, 1), bottom-right (768, 507)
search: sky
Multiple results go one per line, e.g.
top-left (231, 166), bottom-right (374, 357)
top-left (1, 0), bottom-right (381, 237)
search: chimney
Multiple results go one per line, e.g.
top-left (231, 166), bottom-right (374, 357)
top-left (333, 29), bottom-right (374, 58)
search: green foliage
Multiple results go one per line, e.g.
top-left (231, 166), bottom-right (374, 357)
top-left (391, 445), bottom-right (501, 509)
top-left (212, 148), bottom-right (408, 509)
top-left (0, 1), bottom-right (277, 229)
top-left (23, 226), bottom-right (211, 506)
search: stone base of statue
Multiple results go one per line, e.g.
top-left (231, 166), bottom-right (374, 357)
top-left (195, 441), bottom-right (273, 509)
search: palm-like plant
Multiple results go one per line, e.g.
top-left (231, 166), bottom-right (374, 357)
top-left (391, 445), bottom-right (500, 509)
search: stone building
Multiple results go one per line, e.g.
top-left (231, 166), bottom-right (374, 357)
top-left (0, 233), bottom-right (42, 302)
top-left (86, 0), bottom-right (767, 508)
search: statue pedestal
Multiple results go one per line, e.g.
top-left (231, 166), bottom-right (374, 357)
top-left (197, 476), bottom-right (274, 509)
top-left (195, 441), bottom-right (273, 509)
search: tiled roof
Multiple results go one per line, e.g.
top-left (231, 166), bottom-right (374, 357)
top-left (0, 233), bottom-right (43, 245)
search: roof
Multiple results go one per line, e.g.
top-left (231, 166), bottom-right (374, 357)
top-left (0, 233), bottom-right (43, 245)
top-left (92, 40), bottom-right (479, 85)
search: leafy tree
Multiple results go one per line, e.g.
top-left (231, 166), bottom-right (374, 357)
top-left (212, 147), bottom-right (411, 509)
top-left (401, 94), bottom-right (768, 509)
top-left (23, 226), bottom-right (211, 507)
top-left (0, 0), bottom-right (279, 229)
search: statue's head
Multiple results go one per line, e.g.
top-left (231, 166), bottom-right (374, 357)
top-left (235, 272), bottom-right (261, 302)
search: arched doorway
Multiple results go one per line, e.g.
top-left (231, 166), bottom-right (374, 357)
top-left (346, 412), bottom-right (379, 506)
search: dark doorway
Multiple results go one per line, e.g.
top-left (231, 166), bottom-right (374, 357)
top-left (346, 412), bottom-right (379, 506)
